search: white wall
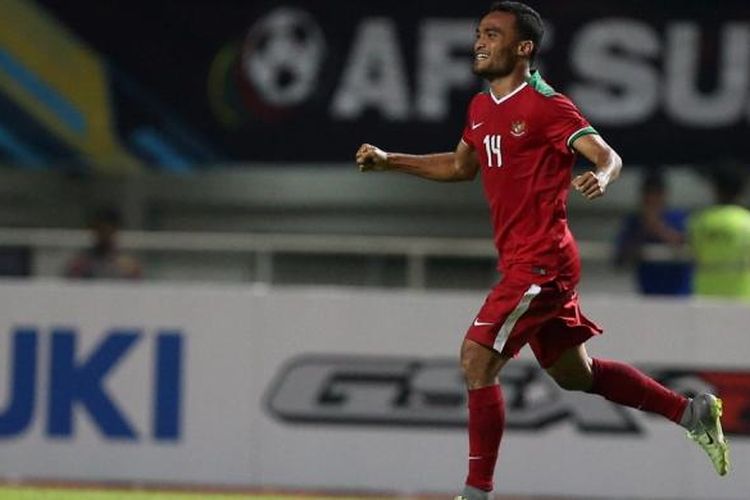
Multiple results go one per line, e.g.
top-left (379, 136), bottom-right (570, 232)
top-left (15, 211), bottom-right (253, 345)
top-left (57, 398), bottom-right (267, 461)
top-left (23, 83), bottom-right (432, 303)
top-left (0, 281), bottom-right (747, 498)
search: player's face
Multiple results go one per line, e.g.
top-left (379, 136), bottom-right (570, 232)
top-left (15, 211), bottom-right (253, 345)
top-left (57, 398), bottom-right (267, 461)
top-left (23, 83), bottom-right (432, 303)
top-left (473, 11), bottom-right (524, 79)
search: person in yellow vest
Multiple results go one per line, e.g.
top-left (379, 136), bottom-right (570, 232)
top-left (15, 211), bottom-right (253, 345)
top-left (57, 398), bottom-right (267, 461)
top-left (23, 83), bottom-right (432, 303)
top-left (689, 166), bottom-right (750, 300)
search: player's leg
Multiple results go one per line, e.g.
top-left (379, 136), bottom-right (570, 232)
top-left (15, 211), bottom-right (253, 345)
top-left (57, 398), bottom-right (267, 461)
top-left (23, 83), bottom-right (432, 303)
top-left (528, 290), bottom-right (689, 421)
top-left (539, 335), bottom-right (730, 475)
top-left (459, 338), bottom-right (511, 500)
top-left (457, 280), bottom-right (559, 500)
top-left (545, 342), bottom-right (688, 422)
top-left (590, 355), bottom-right (730, 475)
top-left (542, 343), bottom-right (593, 391)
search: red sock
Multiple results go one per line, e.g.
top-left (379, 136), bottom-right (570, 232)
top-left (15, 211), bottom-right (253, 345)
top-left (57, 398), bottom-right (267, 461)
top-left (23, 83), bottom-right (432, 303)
top-left (466, 385), bottom-right (504, 492)
top-left (588, 358), bottom-right (688, 423)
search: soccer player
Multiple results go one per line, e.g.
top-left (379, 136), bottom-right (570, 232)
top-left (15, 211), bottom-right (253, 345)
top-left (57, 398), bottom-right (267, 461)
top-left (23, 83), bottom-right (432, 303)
top-left (355, 2), bottom-right (730, 498)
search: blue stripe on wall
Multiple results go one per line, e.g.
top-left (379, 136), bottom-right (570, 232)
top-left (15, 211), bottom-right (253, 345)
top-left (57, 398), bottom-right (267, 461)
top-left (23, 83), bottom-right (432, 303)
top-left (109, 64), bottom-right (217, 163)
top-left (0, 90), bottom-right (82, 170)
top-left (131, 127), bottom-right (191, 172)
top-left (0, 123), bottom-right (44, 168)
top-left (0, 49), bottom-right (86, 135)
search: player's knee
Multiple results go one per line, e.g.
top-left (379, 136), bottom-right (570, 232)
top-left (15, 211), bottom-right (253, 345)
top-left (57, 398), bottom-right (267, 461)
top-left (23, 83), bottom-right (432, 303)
top-left (459, 344), bottom-right (486, 384)
top-left (460, 339), bottom-right (504, 389)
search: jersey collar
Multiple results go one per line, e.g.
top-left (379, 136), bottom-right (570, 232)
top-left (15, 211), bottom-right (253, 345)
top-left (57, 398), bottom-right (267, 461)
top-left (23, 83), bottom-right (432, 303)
top-left (488, 81), bottom-right (528, 105)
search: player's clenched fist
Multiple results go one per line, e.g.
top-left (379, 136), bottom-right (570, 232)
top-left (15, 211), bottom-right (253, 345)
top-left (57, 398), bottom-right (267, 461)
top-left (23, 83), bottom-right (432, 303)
top-left (355, 143), bottom-right (389, 172)
top-left (572, 171), bottom-right (609, 200)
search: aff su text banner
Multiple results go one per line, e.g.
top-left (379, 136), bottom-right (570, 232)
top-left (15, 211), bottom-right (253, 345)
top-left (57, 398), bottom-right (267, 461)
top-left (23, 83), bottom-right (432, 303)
top-left (38, 0), bottom-right (750, 165)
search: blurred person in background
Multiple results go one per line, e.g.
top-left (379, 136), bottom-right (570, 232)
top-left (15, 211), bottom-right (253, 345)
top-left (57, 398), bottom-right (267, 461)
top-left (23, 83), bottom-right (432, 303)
top-left (689, 164), bottom-right (750, 301)
top-left (614, 169), bottom-right (692, 295)
top-left (356, 2), bottom-right (728, 498)
top-left (65, 207), bottom-right (142, 280)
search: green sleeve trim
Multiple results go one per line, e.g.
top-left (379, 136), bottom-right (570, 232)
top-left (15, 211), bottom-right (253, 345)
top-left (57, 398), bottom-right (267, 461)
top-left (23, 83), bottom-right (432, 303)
top-left (567, 125), bottom-right (598, 147)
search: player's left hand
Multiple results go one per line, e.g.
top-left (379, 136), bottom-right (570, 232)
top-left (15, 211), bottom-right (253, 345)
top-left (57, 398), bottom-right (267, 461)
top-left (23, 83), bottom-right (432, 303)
top-left (571, 171), bottom-right (609, 200)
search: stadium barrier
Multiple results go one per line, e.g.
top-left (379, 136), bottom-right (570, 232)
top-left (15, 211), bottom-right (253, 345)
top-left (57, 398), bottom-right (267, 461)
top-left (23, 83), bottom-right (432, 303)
top-left (0, 281), bottom-right (746, 498)
top-left (0, 228), bottom-right (685, 288)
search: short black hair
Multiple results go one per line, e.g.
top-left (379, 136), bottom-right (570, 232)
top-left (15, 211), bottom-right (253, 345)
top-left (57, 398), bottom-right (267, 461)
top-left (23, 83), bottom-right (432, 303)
top-left (709, 164), bottom-right (747, 204)
top-left (642, 169), bottom-right (666, 195)
top-left (90, 207), bottom-right (122, 227)
top-left (485, 1), bottom-right (544, 62)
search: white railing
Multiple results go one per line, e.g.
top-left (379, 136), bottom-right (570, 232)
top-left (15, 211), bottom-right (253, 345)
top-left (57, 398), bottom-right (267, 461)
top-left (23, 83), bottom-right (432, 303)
top-left (0, 228), bottom-right (686, 288)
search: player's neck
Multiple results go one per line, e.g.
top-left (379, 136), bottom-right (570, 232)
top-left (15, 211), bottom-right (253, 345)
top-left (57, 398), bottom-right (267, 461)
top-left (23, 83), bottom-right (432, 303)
top-left (488, 66), bottom-right (531, 101)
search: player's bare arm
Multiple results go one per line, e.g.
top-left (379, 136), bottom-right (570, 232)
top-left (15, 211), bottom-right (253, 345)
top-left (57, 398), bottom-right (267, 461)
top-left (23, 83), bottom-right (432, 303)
top-left (355, 141), bottom-right (479, 182)
top-left (570, 134), bottom-right (623, 200)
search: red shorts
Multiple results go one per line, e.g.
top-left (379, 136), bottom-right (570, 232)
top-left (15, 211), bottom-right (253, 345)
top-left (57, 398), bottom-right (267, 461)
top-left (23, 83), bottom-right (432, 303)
top-left (465, 276), bottom-right (603, 368)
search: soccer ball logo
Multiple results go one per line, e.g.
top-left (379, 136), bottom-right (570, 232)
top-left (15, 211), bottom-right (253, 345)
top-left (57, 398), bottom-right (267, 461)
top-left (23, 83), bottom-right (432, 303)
top-left (241, 7), bottom-right (326, 107)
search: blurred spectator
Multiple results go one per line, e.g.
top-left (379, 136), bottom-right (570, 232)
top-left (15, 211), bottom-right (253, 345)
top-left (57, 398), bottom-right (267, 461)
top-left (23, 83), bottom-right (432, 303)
top-left (614, 170), bottom-right (692, 295)
top-left (689, 165), bottom-right (750, 301)
top-left (65, 207), bottom-right (142, 280)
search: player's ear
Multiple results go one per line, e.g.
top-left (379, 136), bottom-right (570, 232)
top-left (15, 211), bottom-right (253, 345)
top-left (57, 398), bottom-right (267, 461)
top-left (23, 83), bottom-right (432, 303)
top-left (517, 40), bottom-right (534, 58)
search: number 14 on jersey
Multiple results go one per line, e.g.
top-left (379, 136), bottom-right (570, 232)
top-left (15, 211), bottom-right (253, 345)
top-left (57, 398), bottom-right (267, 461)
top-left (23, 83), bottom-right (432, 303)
top-left (483, 134), bottom-right (502, 167)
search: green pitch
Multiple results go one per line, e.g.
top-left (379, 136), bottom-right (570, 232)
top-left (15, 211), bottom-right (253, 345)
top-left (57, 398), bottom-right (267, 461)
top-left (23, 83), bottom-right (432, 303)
top-left (0, 488), bottom-right (370, 500)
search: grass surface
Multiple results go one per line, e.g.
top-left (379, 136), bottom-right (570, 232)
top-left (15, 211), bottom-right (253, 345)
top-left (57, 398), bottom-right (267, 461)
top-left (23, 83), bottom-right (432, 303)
top-left (0, 488), bottom-right (372, 500)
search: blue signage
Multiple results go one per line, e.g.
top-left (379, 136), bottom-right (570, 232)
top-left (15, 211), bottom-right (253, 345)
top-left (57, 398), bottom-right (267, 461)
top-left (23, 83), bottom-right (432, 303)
top-left (0, 328), bottom-right (183, 441)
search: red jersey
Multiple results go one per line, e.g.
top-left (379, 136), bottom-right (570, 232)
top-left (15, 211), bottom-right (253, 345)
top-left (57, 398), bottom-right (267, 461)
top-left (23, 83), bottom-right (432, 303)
top-left (461, 71), bottom-right (597, 286)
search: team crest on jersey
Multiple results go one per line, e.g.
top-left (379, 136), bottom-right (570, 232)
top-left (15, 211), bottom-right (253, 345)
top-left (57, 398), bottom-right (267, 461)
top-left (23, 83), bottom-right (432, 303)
top-left (510, 120), bottom-right (527, 137)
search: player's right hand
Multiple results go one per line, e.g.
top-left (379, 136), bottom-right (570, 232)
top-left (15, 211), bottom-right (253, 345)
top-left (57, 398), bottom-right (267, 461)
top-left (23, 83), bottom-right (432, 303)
top-left (356, 143), bottom-right (389, 172)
